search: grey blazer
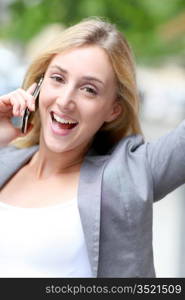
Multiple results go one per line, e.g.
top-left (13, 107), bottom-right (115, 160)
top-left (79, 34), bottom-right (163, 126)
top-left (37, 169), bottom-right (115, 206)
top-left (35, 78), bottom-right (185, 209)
top-left (1, 120), bottom-right (185, 278)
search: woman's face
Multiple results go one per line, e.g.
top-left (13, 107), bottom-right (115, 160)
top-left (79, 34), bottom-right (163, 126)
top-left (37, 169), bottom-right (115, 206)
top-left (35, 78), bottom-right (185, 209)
top-left (38, 45), bottom-right (122, 154)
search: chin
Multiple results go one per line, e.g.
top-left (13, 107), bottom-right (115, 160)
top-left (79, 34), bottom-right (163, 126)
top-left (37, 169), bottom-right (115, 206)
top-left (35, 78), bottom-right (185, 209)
top-left (41, 134), bottom-right (66, 153)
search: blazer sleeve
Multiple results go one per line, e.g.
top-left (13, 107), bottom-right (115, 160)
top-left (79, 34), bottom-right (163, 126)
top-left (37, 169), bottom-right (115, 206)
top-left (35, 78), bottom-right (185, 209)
top-left (145, 120), bottom-right (185, 201)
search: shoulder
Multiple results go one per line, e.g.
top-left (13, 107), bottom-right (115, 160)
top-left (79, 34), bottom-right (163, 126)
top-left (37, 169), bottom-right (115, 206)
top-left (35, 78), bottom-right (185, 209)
top-left (86, 134), bottom-right (146, 168)
top-left (112, 134), bottom-right (145, 154)
top-left (0, 144), bottom-right (38, 155)
top-left (88, 134), bottom-right (145, 157)
top-left (0, 144), bottom-right (39, 165)
top-left (0, 144), bottom-right (39, 188)
top-left (0, 145), bottom-right (21, 156)
top-left (103, 134), bottom-right (147, 171)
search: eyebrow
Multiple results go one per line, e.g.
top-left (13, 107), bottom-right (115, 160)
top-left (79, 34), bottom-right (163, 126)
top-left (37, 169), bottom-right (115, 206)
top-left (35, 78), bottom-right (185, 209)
top-left (49, 65), bottom-right (105, 86)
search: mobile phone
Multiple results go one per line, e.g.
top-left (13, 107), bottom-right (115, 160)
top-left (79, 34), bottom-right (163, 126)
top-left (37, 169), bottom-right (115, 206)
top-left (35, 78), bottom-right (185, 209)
top-left (21, 76), bottom-right (43, 134)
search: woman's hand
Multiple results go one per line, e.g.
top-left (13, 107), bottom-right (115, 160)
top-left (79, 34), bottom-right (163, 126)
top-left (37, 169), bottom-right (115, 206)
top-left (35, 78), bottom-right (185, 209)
top-left (0, 83), bottom-right (37, 146)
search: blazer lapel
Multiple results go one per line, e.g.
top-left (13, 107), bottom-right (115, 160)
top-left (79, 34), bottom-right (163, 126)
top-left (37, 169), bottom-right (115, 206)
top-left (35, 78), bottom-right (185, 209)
top-left (77, 154), bottom-right (108, 277)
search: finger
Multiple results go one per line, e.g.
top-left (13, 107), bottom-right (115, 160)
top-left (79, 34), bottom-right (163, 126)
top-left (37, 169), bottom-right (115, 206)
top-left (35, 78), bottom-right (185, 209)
top-left (0, 83), bottom-right (38, 116)
top-left (0, 98), bottom-right (12, 117)
top-left (0, 103), bottom-right (12, 113)
top-left (0, 93), bottom-right (12, 105)
top-left (26, 82), bottom-right (37, 95)
top-left (18, 88), bottom-right (35, 111)
top-left (9, 94), bottom-right (25, 117)
top-left (0, 109), bottom-right (12, 119)
top-left (13, 93), bottom-right (28, 116)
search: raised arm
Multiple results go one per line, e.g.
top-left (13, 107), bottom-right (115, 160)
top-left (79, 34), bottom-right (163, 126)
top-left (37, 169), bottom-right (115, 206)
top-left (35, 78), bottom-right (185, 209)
top-left (145, 120), bottom-right (185, 201)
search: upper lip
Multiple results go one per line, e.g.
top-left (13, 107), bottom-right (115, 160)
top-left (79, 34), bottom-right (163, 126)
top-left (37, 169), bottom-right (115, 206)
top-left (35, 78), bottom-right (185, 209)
top-left (51, 111), bottom-right (78, 123)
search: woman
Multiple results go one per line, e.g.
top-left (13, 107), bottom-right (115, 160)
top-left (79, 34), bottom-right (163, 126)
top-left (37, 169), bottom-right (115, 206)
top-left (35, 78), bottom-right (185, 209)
top-left (0, 17), bottom-right (184, 278)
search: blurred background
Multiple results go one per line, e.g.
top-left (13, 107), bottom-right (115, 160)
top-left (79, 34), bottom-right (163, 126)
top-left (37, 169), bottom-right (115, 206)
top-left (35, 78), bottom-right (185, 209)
top-left (0, 0), bottom-right (185, 277)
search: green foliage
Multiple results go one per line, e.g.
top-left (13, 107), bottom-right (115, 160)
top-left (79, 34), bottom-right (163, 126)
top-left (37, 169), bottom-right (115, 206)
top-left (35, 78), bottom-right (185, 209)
top-left (0, 0), bottom-right (185, 65)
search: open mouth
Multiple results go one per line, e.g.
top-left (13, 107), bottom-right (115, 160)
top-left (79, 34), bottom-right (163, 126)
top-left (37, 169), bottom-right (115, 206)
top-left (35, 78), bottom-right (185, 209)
top-left (50, 112), bottom-right (79, 130)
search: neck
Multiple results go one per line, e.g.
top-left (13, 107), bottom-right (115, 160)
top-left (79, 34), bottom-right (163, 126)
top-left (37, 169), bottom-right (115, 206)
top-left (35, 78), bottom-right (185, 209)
top-left (28, 140), bottom-right (90, 180)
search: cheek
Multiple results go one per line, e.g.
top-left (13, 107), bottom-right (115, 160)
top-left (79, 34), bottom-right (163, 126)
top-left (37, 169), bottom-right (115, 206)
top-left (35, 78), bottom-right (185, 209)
top-left (85, 108), bottom-right (107, 130)
top-left (39, 90), bottom-right (53, 109)
top-left (81, 105), bottom-right (102, 123)
top-left (91, 103), bottom-right (111, 120)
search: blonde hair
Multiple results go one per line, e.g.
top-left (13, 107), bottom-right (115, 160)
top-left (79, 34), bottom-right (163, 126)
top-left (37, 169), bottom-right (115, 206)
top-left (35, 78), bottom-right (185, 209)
top-left (10, 16), bottom-right (143, 154)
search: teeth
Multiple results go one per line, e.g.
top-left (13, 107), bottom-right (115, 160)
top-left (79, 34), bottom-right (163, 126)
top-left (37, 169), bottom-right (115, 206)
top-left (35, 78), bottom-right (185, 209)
top-left (53, 113), bottom-right (77, 124)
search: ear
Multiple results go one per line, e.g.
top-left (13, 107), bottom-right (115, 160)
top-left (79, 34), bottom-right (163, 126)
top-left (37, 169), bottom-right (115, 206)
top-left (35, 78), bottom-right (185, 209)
top-left (104, 101), bottom-right (123, 123)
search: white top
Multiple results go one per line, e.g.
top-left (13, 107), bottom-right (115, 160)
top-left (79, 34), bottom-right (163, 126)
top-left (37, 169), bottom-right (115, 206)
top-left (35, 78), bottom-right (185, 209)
top-left (0, 198), bottom-right (93, 278)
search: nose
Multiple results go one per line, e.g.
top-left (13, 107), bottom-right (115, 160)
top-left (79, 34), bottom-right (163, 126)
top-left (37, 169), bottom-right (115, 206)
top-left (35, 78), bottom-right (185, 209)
top-left (55, 85), bottom-right (76, 111)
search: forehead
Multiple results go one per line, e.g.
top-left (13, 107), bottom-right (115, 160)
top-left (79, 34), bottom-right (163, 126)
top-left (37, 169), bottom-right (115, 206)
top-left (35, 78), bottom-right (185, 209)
top-left (47, 46), bottom-right (116, 83)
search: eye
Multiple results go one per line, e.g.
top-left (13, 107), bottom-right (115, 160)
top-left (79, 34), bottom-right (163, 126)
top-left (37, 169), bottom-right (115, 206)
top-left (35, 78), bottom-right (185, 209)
top-left (50, 74), bottom-right (65, 83)
top-left (82, 86), bottom-right (97, 96)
